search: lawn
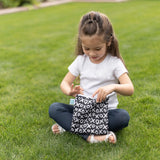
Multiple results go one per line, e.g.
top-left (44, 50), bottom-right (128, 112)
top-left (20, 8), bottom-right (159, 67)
top-left (0, 0), bottom-right (160, 159)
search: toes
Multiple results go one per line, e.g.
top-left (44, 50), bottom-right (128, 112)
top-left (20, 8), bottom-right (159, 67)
top-left (52, 124), bottom-right (60, 134)
top-left (108, 135), bottom-right (116, 144)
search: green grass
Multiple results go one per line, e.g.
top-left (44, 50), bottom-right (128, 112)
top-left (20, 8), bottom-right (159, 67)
top-left (0, 0), bottom-right (160, 159)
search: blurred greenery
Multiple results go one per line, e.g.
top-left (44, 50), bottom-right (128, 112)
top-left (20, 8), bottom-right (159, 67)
top-left (0, 0), bottom-right (46, 8)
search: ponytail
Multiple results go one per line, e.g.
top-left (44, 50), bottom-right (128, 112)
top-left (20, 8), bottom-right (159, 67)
top-left (107, 34), bottom-right (125, 64)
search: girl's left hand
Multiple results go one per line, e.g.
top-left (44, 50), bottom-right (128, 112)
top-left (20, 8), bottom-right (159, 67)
top-left (92, 85), bottom-right (115, 103)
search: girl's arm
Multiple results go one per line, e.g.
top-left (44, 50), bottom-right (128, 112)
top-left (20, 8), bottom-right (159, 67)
top-left (114, 73), bottom-right (134, 96)
top-left (93, 73), bottom-right (134, 102)
top-left (60, 72), bottom-right (84, 97)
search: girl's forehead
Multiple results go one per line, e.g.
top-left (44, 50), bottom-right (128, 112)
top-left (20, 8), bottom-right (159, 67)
top-left (81, 35), bottom-right (105, 46)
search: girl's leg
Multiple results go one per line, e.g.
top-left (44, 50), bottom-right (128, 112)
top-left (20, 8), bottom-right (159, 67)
top-left (49, 104), bottom-right (129, 142)
top-left (108, 109), bottom-right (130, 132)
top-left (49, 102), bottom-right (90, 140)
top-left (49, 102), bottom-right (73, 131)
top-left (86, 109), bottom-right (130, 143)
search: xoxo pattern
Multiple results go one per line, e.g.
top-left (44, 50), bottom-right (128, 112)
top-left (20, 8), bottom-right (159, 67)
top-left (71, 95), bottom-right (109, 135)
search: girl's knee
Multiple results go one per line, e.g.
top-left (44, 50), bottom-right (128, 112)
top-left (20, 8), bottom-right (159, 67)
top-left (109, 109), bottom-right (130, 131)
top-left (119, 109), bottom-right (130, 127)
top-left (49, 102), bottom-right (60, 118)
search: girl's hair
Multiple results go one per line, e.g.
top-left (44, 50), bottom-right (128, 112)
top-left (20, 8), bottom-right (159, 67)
top-left (75, 11), bottom-right (124, 63)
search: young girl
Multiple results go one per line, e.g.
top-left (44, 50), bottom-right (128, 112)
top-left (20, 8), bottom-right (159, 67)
top-left (49, 11), bottom-right (134, 144)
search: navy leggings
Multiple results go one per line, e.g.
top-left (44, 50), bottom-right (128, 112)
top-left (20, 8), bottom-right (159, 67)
top-left (49, 102), bottom-right (130, 141)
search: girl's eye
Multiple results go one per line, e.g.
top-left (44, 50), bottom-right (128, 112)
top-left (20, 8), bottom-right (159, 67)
top-left (95, 48), bottom-right (101, 51)
top-left (84, 48), bottom-right (89, 51)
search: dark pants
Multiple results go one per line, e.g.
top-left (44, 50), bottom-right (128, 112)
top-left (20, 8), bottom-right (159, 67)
top-left (49, 102), bottom-right (130, 141)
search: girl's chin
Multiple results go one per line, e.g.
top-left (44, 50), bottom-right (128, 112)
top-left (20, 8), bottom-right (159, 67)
top-left (90, 56), bottom-right (105, 64)
top-left (90, 57), bottom-right (100, 63)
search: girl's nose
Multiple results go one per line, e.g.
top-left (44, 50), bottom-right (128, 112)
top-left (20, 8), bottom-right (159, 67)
top-left (89, 50), bottom-right (96, 56)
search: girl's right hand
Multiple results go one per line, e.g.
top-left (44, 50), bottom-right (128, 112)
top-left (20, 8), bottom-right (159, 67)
top-left (69, 83), bottom-right (84, 97)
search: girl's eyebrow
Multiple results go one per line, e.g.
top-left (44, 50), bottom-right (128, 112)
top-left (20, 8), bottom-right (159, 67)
top-left (82, 45), bottom-right (88, 48)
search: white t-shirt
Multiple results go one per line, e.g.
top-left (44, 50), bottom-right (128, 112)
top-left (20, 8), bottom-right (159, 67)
top-left (68, 54), bottom-right (128, 110)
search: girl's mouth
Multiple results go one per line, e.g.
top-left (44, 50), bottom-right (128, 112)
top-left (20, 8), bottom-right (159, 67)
top-left (91, 56), bottom-right (98, 59)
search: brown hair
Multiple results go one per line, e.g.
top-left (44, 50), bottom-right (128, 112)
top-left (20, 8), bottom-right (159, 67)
top-left (75, 11), bottom-right (124, 63)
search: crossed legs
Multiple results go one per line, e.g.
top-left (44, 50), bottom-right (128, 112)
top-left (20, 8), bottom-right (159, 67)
top-left (49, 102), bottom-right (130, 143)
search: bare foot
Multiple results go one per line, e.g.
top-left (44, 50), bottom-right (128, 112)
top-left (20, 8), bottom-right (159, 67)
top-left (51, 124), bottom-right (66, 134)
top-left (108, 135), bottom-right (116, 144)
top-left (52, 124), bottom-right (60, 134)
top-left (87, 135), bottom-right (106, 142)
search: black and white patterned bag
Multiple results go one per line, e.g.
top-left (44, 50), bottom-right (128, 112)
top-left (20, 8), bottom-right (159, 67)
top-left (71, 94), bottom-right (109, 135)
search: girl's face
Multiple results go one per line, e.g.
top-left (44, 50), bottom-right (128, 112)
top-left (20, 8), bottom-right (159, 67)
top-left (81, 35), bottom-right (107, 64)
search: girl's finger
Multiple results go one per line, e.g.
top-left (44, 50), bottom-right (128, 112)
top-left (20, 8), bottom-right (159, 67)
top-left (92, 89), bottom-right (99, 98)
top-left (80, 87), bottom-right (84, 91)
top-left (74, 85), bottom-right (80, 90)
top-left (97, 90), bottom-right (105, 103)
top-left (71, 83), bottom-right (74, 90)
top-left (98, 91), bottom-right (103, 103)
top-left (80, 89), bottom-right (84, 95)
top-left (75, 86), bottom-right (84, 93)
top-left (96, 91), bottom-right (101, 103)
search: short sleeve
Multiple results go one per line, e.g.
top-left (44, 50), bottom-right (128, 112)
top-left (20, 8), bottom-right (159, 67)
top-left (68, 56), bottom-right (81, 77)
top-left (114, 59), bottom-right (128, 79)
